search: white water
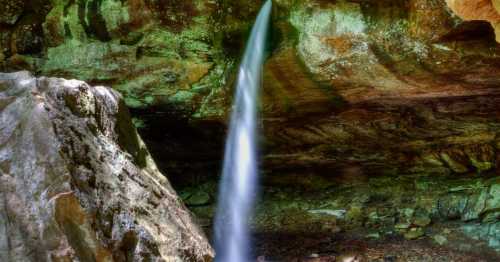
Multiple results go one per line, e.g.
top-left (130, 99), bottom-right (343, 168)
top-left (214, 1), bottom-right (272, 262)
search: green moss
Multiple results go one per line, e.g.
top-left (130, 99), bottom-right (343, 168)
top-left (99, 0), bottom-right (130, 35)
top-left (192, 61), bottom-right (234, 119)
top-left (132, 117), bottom-right (145, 129)
top-left (138, 30), bottom-right (183, 59)
top-left (42, 39), bottom-right (135, 81)
top-left (37, 0), bottom-right (231, 116)
top-left (65, 3), bottom-right (89, 41)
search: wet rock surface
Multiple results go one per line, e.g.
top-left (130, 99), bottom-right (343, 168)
top-left (128, 0), bottom-right (500, 183)
top-left (180, 171), bottom-right (500, 260)
top-left (0, 0), bottom-right (245, 119)
top-left (252, 232), bottom-right (499, 261)
top-left (0, 71), bottom-right (213, 261)
top-left (0, 0), bottom-right (499, 177)
top-left (259, 0), bottom-right (500, 175)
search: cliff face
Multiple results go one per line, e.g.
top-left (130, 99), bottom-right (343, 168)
top-left (10, 0), bottom-right (498, 177)
top-left (0, 0), bottom-right (256, 119)
top-left (0, 71), bottom-right (213, 261)
top-left (261, 0), bottom-right (500, 175)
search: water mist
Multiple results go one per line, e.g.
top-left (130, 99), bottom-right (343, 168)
top-left (213, 1), bottom-right (272, 261)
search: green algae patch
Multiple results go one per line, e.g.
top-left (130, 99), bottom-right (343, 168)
top-left (42, 40), bottom-right (135, 81)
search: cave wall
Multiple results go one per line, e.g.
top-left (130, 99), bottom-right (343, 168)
top-left (1, 0), bottom-right (500, 182)
top-left (261, 0), bottom-right (500, 176)
top-left (0, 0), bottom-right (264, 120)
top-left (446, 0), bottom-right (500, 41)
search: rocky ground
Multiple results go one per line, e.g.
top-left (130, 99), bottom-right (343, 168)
top-left (252, 231), bottom-right (500, 261)
top-left (180, 170), bottom-right (500, 261)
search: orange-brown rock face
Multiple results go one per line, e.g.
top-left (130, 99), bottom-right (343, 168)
top-left (446, 0), bottom-right (500, 42)
top-left (128, 0), bottom-right (500, 182)
top-left (251, 0), bottom-right (500, 175)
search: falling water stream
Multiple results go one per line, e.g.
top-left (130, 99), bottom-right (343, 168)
top-left (214, 1), bottom-right (272, 261)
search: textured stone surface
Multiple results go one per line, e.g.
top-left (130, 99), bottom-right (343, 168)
top-left (0, 71), bottom-right (213, 261)
top-left (0, 1), bottom-right (499, 259)
top-left (0, 0), bottom-right (499, 207)
top-left (255, 0), bottom-right (500, 177)
top-left (121, 1), bottom-right (500, 195)
top-left (182, 172), bottom-right (500, 254)
top-left (0, 0), bottom-right (247, 119)
top-left (446, 0), bottom-right (500, 42)
top-left (38, 0), bottom-right (228, 118)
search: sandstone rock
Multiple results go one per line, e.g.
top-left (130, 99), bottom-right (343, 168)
top-left (462, 189), bottom-right (489, 221)
top-left (446, 0), bottom-right (500, 42)
top-left (252, 0), bottom-right (500, 177)
top-left (446, 0), bottom-right (500, 22)
top-left (0, 0), bottom-right (499, 178)
top-left (462, 222), bottom-right (500, 251)
top-left (439, 151), bottom-right (470, 174)
top-left (484, 184), bottom-right (500, 220)
top-left (0, 71), bottom-right (214, 261)
top-left (438, 194), bottom-right (469, 219)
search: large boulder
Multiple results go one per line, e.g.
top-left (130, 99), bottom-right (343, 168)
top-left (0, 71), bottom-right (214, 261)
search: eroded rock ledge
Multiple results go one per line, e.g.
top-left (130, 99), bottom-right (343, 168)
top-left (0, 71), bottom-right (213, 262)
top-left (446, 0), bottom-right (500, 42)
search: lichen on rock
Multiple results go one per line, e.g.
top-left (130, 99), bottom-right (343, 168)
top-left (28, 0), bottom-right (234, 120)
top-left (0, 71), bottom-right (214, 262)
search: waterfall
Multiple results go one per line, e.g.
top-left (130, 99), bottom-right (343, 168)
top-left (214, 1), bottom-right (272, 262)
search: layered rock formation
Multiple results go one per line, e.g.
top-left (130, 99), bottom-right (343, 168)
top-left (259, 0), bottom-right (500, 176)
top-left (112, 0), bottom-right (498, 187)
top-left (1, 0), bottom-right (500, 258)
top-left (0, 0), bottom-right (265, 119)
top-left (0, 71), bottom-right (213, 261)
